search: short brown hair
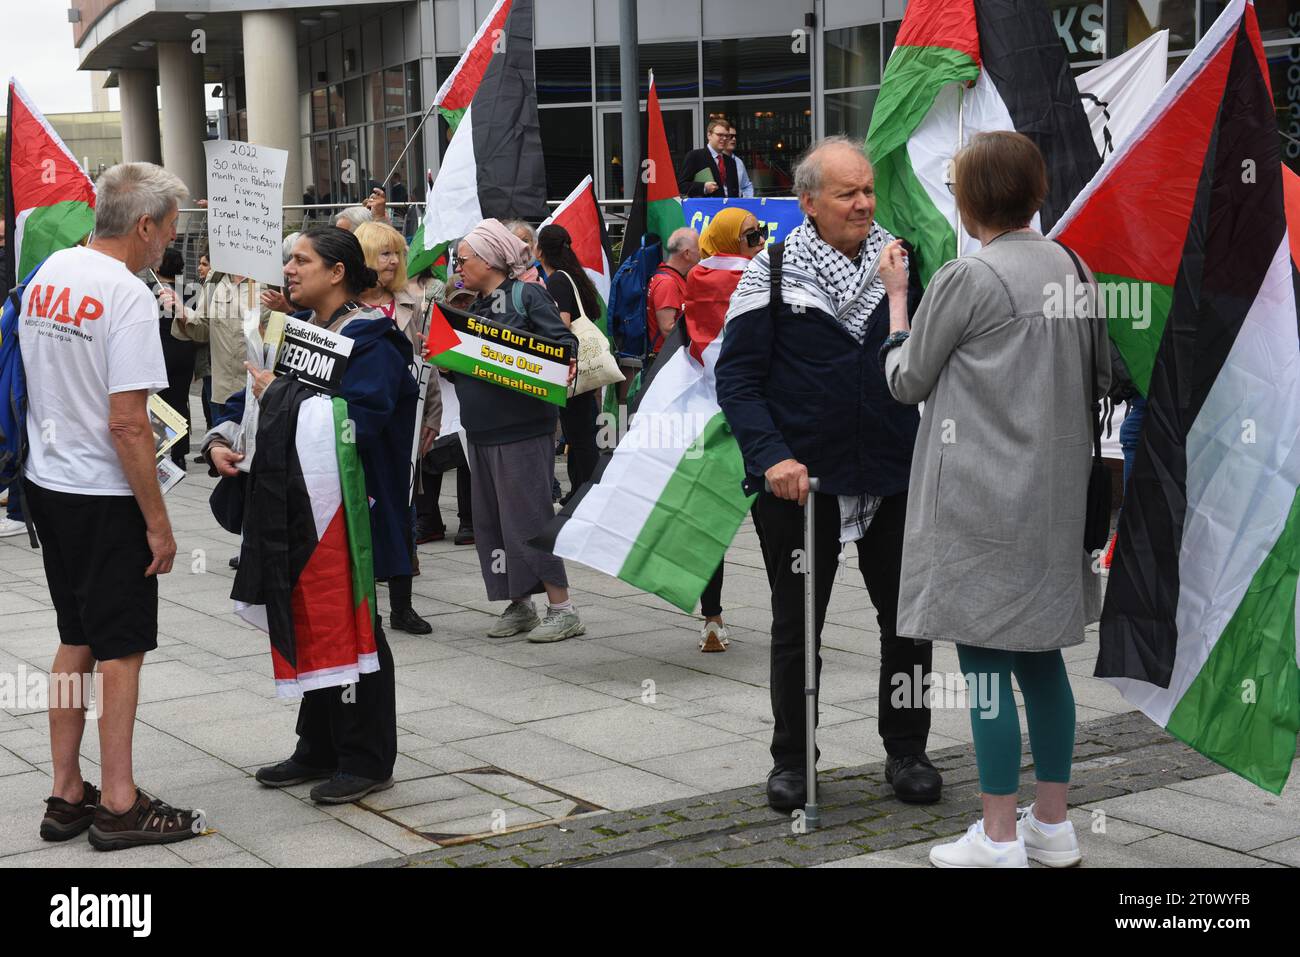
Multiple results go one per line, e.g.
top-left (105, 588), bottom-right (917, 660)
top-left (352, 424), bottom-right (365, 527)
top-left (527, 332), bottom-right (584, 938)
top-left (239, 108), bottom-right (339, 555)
top-left (707, 116), bottom-right (731, 135)
top-left (952, 131), bottom-right (1047, 232)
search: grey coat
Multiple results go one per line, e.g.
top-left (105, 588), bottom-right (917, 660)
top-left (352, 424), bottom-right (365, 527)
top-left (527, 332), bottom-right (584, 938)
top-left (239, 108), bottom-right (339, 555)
top-left (884, 231), bottom-right (1109, 652)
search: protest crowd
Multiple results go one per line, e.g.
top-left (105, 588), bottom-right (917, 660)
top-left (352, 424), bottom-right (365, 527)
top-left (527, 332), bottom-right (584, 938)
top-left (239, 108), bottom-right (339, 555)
top-left (1, 0), bottom-right (1295, 872)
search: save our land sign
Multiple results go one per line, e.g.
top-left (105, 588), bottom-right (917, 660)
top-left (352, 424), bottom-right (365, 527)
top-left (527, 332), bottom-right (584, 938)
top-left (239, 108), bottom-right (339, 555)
top-left (423, 301), bottom-right (572, 407)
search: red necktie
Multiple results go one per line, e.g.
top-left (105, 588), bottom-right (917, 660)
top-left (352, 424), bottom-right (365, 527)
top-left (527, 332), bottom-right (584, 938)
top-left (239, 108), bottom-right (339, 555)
top-left (717, 155), bottom-right (727, 192)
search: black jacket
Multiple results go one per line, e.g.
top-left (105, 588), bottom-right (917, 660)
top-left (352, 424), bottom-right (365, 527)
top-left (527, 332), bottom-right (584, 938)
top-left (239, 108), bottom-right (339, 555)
top-left (715, 244), bottom-right (924, 497)
top-left (678, 148), bottom-right (741, 198)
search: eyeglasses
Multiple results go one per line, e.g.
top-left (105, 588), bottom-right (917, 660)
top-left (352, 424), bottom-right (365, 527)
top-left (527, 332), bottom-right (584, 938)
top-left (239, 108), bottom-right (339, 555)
top-left (451, 248), bottom-right (480, 272)
top-left (743, 225), bottom-right (769, 248)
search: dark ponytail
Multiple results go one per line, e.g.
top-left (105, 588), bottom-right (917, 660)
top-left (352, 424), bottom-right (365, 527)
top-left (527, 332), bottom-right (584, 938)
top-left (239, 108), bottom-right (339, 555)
top-left (300, 226), bottom-right (379, 295)
top-left (538, 224), bottom-right (600, 319)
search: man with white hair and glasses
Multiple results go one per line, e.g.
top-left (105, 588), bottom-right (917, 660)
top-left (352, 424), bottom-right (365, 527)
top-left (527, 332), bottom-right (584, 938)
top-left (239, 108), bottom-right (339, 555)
top-left (21, 162), bottom-right (205, 851)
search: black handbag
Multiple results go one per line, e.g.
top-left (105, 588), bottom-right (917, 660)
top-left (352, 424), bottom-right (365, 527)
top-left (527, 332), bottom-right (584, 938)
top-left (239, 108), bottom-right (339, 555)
top-left (1056, 242), bottom-right (1112, 554)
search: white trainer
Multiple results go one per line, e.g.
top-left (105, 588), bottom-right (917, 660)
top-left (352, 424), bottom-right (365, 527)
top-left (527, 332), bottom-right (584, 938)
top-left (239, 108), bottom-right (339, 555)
top-left (699, 621), bottom-right (729, 652)
top-left (1017, 805), bottom-right (1082, 867)
top-left (487, 600), bottom-right (541, 638)
top-left (929, 820), bottom-right (1029, 868)
top-left (0, 517), bottom-right (27, 538)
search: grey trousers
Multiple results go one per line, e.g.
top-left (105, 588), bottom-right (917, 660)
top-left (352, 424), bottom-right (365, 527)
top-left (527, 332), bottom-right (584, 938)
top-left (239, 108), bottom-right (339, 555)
top-left (469, 433), bottom-right (569, 601)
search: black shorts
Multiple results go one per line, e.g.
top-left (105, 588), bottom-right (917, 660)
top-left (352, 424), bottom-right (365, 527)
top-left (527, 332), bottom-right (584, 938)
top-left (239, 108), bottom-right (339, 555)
top-left (23, 479), bottom-right (158, 662)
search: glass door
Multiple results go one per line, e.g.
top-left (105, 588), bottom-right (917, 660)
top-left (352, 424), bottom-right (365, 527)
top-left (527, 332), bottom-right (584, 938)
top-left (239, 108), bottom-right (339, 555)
top-left (597, 103), bottom-right (700, 200)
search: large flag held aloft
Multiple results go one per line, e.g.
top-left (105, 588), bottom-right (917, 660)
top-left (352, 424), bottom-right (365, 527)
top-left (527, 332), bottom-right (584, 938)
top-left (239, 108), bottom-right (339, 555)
top-left (431, 0), bottom-right (514, 135)
top-left (866, 0), bottom-right (1100, 285)
top-left (422, 0), bottom-right (545, 250)
top-left (4, 79), bottom-right (97, 285)
top-left (618, 74), bottom-right (687, 267)
top-left (1052, 0), bottom-right (1300, 793)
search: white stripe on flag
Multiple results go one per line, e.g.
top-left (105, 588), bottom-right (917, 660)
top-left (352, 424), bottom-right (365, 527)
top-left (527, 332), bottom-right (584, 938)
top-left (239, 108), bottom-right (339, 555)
top-left (425, 102), bottom-right (483, 248)
top-left (553, 347), bottom-right (716, 574)
top-left (1107, 238), bottom-right (1300, 722)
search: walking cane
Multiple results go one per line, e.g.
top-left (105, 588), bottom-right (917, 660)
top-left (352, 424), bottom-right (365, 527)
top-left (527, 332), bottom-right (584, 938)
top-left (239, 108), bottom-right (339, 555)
top-left (766, 475), bottom-right (822, 831)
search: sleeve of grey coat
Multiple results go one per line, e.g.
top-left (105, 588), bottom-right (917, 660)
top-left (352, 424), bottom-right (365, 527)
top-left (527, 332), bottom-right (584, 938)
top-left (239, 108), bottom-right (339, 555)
top-left (522, 282), bottom-right (579, 356)
top-left (885, 258), bottom-right (980, 405)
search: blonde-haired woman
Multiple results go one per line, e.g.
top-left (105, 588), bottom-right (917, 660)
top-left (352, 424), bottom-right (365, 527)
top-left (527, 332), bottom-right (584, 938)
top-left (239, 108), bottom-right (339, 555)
top-left (354, 220), bottom-right (441, 637)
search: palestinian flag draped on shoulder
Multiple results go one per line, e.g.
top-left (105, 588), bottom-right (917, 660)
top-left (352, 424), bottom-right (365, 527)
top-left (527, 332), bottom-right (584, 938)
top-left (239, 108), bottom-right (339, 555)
top-left (539, 175), bottom-right (614, 334)
top-left (532, 257), bottom-right (753, 613)
top-left (4, 79), bottom-right (97, 287)
top-left (1050, 0), bottom-right (1300, 793)
top-left (866, 0), bottom-right (1100, 285)
top-left (421, 0), bottom-right (546, 251)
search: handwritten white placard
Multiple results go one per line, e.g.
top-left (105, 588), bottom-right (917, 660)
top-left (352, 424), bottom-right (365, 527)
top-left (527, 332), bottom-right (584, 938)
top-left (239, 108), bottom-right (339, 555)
top-left (204, 140), bottom-right (288, 287)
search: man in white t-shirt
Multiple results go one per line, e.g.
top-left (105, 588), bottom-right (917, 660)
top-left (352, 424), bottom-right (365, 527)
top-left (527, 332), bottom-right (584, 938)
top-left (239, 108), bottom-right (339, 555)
top-left (20, 162), bottom-right (204, 852)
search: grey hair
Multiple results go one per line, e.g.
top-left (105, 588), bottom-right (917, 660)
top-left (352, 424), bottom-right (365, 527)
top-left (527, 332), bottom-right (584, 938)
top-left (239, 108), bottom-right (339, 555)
top-left (665, 227), bottom-right (698, 256)
top-left (282, 231), bottom-right (301, 264)
top-left (334, 206), bottom-right (372, 228)
top-left (792, 135), bottom-right (872, 198)
top-left (92, 162), bottom-right (189, 239)
top-left (503, 219), bottom-right (537, 246)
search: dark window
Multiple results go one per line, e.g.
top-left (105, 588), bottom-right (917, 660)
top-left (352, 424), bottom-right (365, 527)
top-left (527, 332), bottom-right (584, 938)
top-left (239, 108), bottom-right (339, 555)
top-left (312, 89), bottom-right (328, 131)
top-left (1268, 43), bottom-right (1300, 175)
top-left (1255, 2), bottom-right (1298, 42)
top-left (703, 36), bottom-right (810, 98)
top-left (536, 47), bottom-right (592, 104)
top-left (824, 89), bottom-right (879, 141)
top-left (405, 61), bottom-right (422, 115)
top-left (383, 67), bottom-right (404, 117)
top-left (539, 106), bottom-right (594, 200)
top-left (345, 78), bottom-right (365, 127)
top-left (599, 105), bottom-right (696, 200)
top-left (825, 24), bottom-right (882, 89)
top-left (883, 20), bottom-right (902, 64)
top-left (328, 84), bottom-right (345, 127)
top-left (596, 42), bottom-right (699, 100)
top-left (436, 55), bottom-right (461, 88)
top-left (703, 98), bottom-right (812, 195)
top-left (1112, 0), bottom-right (1196, 54)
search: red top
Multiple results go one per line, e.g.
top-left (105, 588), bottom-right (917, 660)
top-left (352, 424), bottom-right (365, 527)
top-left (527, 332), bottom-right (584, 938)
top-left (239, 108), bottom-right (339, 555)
top-left (646, 264), bottom-right (688, 353)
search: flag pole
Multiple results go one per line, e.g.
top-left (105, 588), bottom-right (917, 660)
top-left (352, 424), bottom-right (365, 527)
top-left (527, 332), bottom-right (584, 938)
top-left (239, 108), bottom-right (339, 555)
top-left (382, 98), bottom-right (440, 190)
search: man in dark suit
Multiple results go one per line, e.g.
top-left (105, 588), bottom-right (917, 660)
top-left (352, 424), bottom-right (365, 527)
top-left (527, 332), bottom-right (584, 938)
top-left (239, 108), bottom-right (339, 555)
top-left (678, 117), bottom-right (743, 198)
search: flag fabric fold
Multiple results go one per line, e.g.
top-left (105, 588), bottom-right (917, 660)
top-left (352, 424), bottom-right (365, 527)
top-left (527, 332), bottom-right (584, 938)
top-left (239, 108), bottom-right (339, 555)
top-left (539, 175), bottom-right (614, 334)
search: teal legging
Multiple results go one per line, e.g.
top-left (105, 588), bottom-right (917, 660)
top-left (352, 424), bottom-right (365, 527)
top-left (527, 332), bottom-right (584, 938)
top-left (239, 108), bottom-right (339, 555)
top-left (955, 644), bottom-right (1076, 796)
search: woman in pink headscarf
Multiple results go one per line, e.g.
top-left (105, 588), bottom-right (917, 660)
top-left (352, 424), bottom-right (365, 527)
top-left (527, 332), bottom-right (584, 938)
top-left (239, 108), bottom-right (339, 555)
top-left (450, 219), bottom-right (585, 643)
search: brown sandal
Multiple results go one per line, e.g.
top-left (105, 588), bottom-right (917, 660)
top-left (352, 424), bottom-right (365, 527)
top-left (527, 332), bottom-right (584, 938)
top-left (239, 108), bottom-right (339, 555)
top-left (40, 782), bottom-right (100, 841)
top-left (88, 789), bottom-right (204, 852)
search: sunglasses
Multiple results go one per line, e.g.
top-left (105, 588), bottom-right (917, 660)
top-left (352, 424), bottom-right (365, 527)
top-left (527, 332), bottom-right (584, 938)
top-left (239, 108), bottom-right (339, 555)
top-left (451, 248), bottom-right (480, 272)
top-left (743, 224), bottom-right (769, 248)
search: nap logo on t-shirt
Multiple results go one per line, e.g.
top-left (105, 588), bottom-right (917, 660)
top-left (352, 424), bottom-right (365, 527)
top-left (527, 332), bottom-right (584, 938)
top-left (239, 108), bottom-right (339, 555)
top-left (26, 285), bottom-right (104, 327)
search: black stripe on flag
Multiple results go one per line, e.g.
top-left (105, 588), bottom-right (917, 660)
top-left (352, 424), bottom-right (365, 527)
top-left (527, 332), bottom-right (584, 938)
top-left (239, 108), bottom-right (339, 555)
top-left (471, 0), bottom-right (548, 222)
top-left (1096, 22), bottom-right (1286, 686)
top-left (974, 0), bottom-right (1101, 233)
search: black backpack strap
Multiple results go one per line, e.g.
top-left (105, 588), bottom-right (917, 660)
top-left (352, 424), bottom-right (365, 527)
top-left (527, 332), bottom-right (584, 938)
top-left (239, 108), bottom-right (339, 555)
top-left (1054, 240), bottom-right (1102, 463)
top-left (769, 241), bottom-right (784, 313)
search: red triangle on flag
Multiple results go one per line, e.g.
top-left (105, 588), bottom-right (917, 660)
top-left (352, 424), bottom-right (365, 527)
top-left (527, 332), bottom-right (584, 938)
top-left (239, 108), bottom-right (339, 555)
top-left (423, 303), bottom-right (461, 359)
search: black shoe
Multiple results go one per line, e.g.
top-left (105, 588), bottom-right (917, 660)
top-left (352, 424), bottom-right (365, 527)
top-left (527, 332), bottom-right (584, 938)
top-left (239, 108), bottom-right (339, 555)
top-left (415, 523), bottom-right (445, 544)
top-left (391, 606), bottom-right (432, 635)
top-left (885, 752), bottom-right (942, 804)
top-left (228, 555), bottom-right (240, 569)
top-left (766, 766), bottom-right (806, 813)
top-left (453, 524), bottom-right (475, 546)
top-left (192, 453), bottom-right (205, 464)
top-left (552, 478), bottom-right (562, 502)
top-left (255, 758), bottom-right (333, 788)
top-left (309, 772), bottom-right (395, 805)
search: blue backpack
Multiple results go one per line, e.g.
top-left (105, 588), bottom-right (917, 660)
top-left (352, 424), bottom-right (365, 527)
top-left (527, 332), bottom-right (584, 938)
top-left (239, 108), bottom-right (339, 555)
top-left (0, 261), bottom-right (44, 504)
top-left (607, 239), bottom-right (662, 362)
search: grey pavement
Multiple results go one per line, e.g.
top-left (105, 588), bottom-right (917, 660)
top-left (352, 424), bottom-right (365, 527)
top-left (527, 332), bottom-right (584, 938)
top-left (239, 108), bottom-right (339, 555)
top-left (0, 393), bottom-right (1295, 868)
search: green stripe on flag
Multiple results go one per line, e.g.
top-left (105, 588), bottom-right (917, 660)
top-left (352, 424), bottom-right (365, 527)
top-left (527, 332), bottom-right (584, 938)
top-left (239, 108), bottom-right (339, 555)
top-left (616, 413), bottom-right (755, 612)
top-left (408, 226), bottom-right (449, 280)
top-left (333, 397), bottom-right (376, 620)
top-left (439, 106), bottom-right (468, 134)
top-left (1165, 485), bottom-right (1300, 794)
top-left (646, 197), bottom-right (686, 249)
top-left (867, 44), bottom-right (980, 286)
top-left (17, 200), bottom-right (96, 279)
top-left (1094, 273), bottom-right (1174, 398)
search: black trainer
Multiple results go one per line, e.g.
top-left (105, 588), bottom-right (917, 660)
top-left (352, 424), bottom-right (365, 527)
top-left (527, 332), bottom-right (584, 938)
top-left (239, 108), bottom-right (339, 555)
top-left (391, 606), bottom-right (432, 635)
top-left (255, 758), bottom-right (333, 788)
top-left (453, 524), bottom-right (475, 546)
top-left (886, 752), bottom-right (942, 804)
top-left (766, 766), bottom-right (806, 813)
top-left (309, 773), bottom-right (394, 805)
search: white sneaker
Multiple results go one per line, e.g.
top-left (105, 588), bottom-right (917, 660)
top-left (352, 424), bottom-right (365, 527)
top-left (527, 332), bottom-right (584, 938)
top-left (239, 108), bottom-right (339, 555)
top-left (929, 819), bottom-right (1028, 868)
top-left (1017, 805), bottom-right (1082, 867)
top-left (487, 600), bottom-right (540, 637)
top-left (699, 621), bottom-right (729, 652)
top-left (0, 517), bottom-right (27, 538)
top-left (527, 607), bottom-right (585, 643)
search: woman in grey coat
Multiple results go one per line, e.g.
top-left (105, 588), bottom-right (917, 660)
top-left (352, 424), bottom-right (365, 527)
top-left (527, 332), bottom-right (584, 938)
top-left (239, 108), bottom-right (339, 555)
top-left (879, 132), bottom-right (1108, 869)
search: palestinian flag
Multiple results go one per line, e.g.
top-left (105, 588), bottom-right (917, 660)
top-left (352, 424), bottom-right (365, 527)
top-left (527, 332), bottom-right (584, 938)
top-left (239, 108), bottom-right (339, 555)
top-left (619, 75), bottom-right (686, 267)
top-left (1052, 0), bottom-right (1300, 793)
top-left (539, 174), bottom-right (614, 334)
top-left (407, 170), bottom-right (448, 279)
top-left (422, 0), bottom-right (545, 251)
top-left (866, 0), bottom-right (1100, 286)
top-left (4, 79), bottom-right (97, 287)
top-left (432, 0), bottom-right (514, 134)
top-left (533, 256), bottom-right (753, 612)
top-left (423, 300), bottom-right (571, 406)
top-left (235, 395), bottom-right (378, 698)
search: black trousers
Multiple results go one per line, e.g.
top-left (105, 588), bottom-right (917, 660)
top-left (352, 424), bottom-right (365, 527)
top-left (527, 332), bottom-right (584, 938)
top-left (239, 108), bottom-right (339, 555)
top-left (291, 613), bottom-right (397, 781)
top-left (559, 390), bottom-right (599, 500)
top-left (754, 490), bottom-right (931, 768)
top-left (416, 442), bottom-right (472, 531)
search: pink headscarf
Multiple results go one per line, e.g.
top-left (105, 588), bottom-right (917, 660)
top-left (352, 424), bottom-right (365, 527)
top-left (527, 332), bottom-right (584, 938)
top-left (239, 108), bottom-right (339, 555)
top-left (463, 219), bottom-right (533, 279)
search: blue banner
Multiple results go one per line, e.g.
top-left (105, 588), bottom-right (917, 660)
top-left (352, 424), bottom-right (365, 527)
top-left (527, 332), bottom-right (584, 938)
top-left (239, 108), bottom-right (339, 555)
top-left (681, 197), bottom-right (804, 248)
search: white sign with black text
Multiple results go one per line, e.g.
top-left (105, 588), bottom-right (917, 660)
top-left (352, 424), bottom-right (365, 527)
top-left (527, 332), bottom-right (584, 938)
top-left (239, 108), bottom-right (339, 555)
top-left (204, 139), bottom-right (288, 287)
top-left (275, 319), bottom-right (354, 394)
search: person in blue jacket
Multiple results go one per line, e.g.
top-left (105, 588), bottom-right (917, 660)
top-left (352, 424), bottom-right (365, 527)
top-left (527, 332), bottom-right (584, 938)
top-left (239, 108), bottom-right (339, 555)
top-left (206, 227), bottom-right (417, 805)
